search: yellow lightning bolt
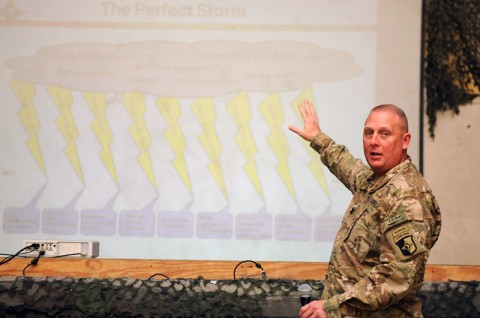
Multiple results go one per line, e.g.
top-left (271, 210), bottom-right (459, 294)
top-left (191, 98), bottom-right (227, 198)
top-left (11, 80), bottom-right (46, 175)
top-left (83, 91), bottom-right (119, 187)
top-left (291, 88), bottom-right (330, 197)
top-left (226, 91), bottom-right (264, 199)
top-left (124, 92), bottom-right (157, 190)
top-left (259, 93), bottom-right (296, 200)
top-left (48, 85), bottom-right (84, 183)
top-left (156, 97), bottom-right (192, 194)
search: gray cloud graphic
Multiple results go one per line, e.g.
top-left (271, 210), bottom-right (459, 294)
top-left (7, 41), bottom-right (362, 97)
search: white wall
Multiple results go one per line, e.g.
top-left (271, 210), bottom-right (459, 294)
top-left (425, 98), bottom-right (480, 265)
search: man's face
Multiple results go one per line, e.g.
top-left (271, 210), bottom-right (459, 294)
top-left (363, 109), bottom-right (411, 177)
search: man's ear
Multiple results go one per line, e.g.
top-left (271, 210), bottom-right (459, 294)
top-left (402, 132), bottom-right (411, 150)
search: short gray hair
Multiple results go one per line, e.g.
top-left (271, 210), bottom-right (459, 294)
top-left (370, 104), bottom-right (409, 132)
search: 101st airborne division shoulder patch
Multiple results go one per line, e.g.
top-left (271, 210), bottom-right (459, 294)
top-left (389, 224), bottom-right (425, 260)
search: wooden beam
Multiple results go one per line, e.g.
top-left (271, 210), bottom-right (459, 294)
top-left (0, 259), bottom-right (479, 281)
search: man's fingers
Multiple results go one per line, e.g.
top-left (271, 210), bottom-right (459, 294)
top-left (304, 99), bottom-right (316, 117)
top-left (291, 99), bottom-right (320, 142)
top-left (288, 125), bottom-right (300, 134)
top-left (297, 99), bottom-right (316, 120)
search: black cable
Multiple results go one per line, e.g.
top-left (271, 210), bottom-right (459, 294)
top-left (233, 260), bottom-right (267, 280)
top-left (22, 262), bottom-right (33, 276)
top-left (22, 250), bottom-right (45, 276)
top-left (30, 251), bottom-right (44, 265)
top-left (0, 253), bottom-right (17, 257)
top-left (147, 273), bottom-right (170, 280)
top-left (0, 244), bottom-right (39, 266)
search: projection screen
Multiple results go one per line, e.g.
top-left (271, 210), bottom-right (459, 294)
top-left (0, 0), bottom-right (422, 261)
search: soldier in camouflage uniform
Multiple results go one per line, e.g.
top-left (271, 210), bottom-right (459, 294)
top-left (289, 100), bottom-right (441, 318)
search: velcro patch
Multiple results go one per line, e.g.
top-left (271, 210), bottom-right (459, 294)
top-left (387, 224), bottom-right (425, 260)
top-left (391, 225), bottom-right (410, 242)
top-left (396, 234), bottom-right (417, 256)
top-left (386, 214), bottom-right (407, 228)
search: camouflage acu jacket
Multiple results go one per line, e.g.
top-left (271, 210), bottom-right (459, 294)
top-left (310, 133), bottom-right (441, 318)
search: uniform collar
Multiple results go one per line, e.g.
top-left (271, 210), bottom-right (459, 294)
top-left (365, 157), bottom-right (412, 192)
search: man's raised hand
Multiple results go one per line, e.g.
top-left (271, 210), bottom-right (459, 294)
top-left (288, 99), bottom-right (321, 142)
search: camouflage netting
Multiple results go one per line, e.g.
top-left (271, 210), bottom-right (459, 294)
top-left (0, 277), bottom-right (478, 318)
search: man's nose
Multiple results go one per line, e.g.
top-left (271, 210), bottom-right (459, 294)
top-left (370, 133), bottom-right (379, 145)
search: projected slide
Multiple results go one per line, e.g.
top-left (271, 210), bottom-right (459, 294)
top-left (0, 0), bottom-right (422, 261)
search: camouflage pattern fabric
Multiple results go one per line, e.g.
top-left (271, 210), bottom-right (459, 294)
top-left (310, 133), bottom-right (442, 318)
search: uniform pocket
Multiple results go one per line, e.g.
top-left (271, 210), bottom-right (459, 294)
top-left (344, 206), bottom-right (379, 263)
top-left (346, 237), bottom-right (371, 262)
